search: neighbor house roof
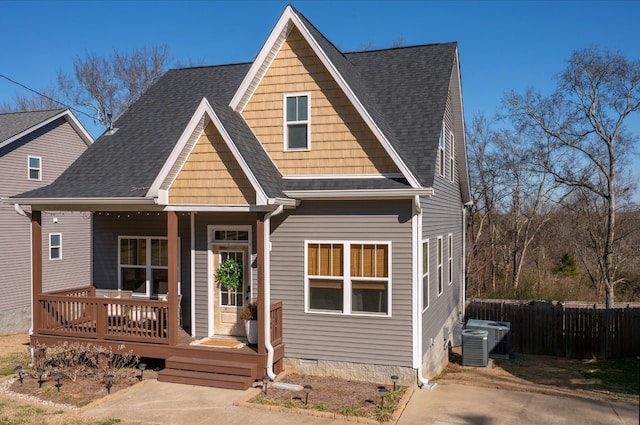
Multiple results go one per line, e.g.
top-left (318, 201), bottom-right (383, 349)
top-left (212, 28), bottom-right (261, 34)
top-left (0, 109), bottom-right (93, 150)
top-left (12, 5), bottom-right (464, 205)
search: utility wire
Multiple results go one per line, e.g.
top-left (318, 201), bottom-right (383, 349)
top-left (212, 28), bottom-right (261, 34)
top-left (0, 73), bottom-right (95, 120)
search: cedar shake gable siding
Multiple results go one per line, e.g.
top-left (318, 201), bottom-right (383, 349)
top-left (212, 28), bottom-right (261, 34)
top-left (168, 120), bottom-right (256, 205)
top-left (242, 27), bottom-right (400, 177)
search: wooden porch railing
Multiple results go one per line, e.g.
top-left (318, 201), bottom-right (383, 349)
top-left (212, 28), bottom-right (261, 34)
top-left (36, 288), bottom-right (170, 345)
top-left (270, 300), bottom-right (283, 346)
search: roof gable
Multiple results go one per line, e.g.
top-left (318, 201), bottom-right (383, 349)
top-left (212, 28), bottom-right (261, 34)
top-left (230, 5), bottom-right (421, 188)
top-left (151, 98), bottom-right (267, 205)
top-left (0, 109), bottom-right (93, 150)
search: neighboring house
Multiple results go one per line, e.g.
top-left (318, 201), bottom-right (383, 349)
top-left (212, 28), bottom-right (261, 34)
top-left (0, 109), bottom-right (93, 334)
top-left (7, 6), bottom-right (471, 389)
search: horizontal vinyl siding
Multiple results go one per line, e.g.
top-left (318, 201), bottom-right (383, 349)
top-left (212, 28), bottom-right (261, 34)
top-left (0, 118), bottom-right (89, 313)
top-left (421, 95), bottom-right (465, 356)
top-left (41, 212), bottom-right (91, 292)
top-left (271, 200), bottom-right (414, 367)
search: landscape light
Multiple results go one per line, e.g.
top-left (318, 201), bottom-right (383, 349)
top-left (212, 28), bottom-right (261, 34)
top-left (378, 386), bottom-right (389, 409)
top-left (53, 371), bottom-right (63, 392)
top-left (390, 375), bottom-right (399, 391)
top-left (303, 384), bottom-right (312, 405)
top-left (262, 375), bottom-right (272, 395)
top-left (138, 363), bottom-right (147, 381)
top-left (14, 366), bottom-right (23, 384)
top-left (36, 368), bottom-right (45, 388)
top-left (104, 374), bottom-right (114, 394)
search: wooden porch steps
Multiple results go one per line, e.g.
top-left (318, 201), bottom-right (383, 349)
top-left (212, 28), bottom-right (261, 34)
top-left (157, 356), bottom-right (258, 390)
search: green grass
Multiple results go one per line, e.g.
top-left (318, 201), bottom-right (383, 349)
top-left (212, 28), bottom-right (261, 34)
top-left (579, 357), bottom-right (640, 401)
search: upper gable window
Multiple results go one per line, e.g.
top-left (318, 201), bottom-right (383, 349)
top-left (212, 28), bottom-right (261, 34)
top-left (438, 122), bottom-right (445, 177)
top-left (28, 156), bottom-right (42, 181)
top-left (284, 94), bottom-right (310, 151)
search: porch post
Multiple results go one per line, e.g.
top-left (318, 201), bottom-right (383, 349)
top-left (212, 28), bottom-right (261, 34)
top-left (31, 211), bottom-right (42, 333)
top-left (167, 211), bottom-right (179, 346)
top-left (256, 214), bottom-right (266, 355)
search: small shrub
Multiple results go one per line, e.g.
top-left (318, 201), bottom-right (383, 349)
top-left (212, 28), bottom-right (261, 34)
top-left (311, 402), bottom-right (329, 411)
top-left (32, 342), bottom-right (139, 384)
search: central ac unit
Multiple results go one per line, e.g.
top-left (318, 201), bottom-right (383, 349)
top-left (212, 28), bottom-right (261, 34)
top-left (462, 329), bottom-right (488, 367)
top-left (466, 319), bottom-right (511, 359)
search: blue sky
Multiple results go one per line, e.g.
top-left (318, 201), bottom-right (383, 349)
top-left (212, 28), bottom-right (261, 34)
top-left (1, 0), bottom-right (639, 199)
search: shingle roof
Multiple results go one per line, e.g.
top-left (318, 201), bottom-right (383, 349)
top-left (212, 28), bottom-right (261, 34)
top-left (14, 8), bottom-right (457, 202)
top-left (0, 109), bottom-right (67, 145)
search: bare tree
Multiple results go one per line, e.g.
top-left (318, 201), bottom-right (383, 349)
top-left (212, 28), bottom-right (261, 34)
top-left (506, 47), bottom-right (640, 308)
top-left (0, 88), bottom-right (63, 112)
top-left (58, 45), bottom-right (169, 130)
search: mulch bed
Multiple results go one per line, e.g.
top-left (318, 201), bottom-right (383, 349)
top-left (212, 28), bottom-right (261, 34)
top-left (242, 372), bottom-right (411, 423)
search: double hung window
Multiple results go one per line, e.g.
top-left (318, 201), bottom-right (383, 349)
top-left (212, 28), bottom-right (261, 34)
top-left (306, 242), bottom-right (390, 315)
top-left (285, 94), bottom-right (310, 150)
top-left (439, 122), bottom-right (445, 177)
top-left (49, 233), bottom-right (61, 260)
top-left (28, 156), bottom-right (41, 180)
top-left (449, 131), bottom-right (455, 182)
top-left (119, 237), bottom-right (173, 297)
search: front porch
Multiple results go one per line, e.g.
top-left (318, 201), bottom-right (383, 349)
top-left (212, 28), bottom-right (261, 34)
top-left (32, 285), bottom-right (284, 389)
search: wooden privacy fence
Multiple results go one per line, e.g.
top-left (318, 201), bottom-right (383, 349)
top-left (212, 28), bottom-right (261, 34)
top-left (466, 299), bottom-right (640, 359)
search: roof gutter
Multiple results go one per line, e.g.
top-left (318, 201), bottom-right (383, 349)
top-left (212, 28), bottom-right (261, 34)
top-left (284, 188), bottom-right (434, 200)
top-left (2, 197), bottom-right (157, 206)
top-left (264, 205), bottom-right (284, 379)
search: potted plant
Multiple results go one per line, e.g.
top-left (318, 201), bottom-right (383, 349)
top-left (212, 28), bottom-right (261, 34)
top-left (215, 258), bottom-right (242, 303)
top-left (240, 301), bottom-right (258, 345)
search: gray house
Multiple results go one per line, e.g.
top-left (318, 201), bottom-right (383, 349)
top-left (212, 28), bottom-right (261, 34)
top-left (8, 6), bottom-right (471, 389)
top-left (0, 109), bottom-right (92, 334)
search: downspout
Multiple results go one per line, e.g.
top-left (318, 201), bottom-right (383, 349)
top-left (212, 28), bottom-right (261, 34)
top-left (14, 204), bottom-right (34, 336)
top-left (414, 196), bottom-right (436, 390)
top-left (461, 206), bottom-right (468, 321)
top-left (264, 205), bottom-right (284, 379)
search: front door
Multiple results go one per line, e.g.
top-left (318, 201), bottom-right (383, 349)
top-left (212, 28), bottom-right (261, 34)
top-left (212, 244), bottom-right (249, 336)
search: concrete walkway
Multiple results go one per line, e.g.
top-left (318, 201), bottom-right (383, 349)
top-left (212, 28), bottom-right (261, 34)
top-left (81, 380), bottom-right (639, 425)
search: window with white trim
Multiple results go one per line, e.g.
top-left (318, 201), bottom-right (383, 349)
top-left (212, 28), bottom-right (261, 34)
top-left (49, 233), bottom-right (61, 260)
top-left (449, 131), bottom-right (455, 182)
top-left (285, 93), bottom-right (310, 150)
top-left (306, 241), bottom-right (390, 315)
top-left (28, 156), bottom-right (41, 180)
top-left (437, 236), bottom-right (443, 296)
top-left (119, 237), bottom-right (176, 297)
top-left (439, 122), bottom-right (445, 177)
top-left (422, 240), bottom-right (429, 311)
top-left (448, 234), bottom-right (453, 285)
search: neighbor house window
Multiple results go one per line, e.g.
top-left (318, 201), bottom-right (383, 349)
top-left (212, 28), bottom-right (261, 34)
top-left (285, 93), bottom-right (310, 150)
top-left (28, 156), bottom-right (41, 180)
top-left (49, 233), bottom-right (61, 260)
top-left (119, 237), bottom-right (175, 297)
top-left (437, 236), bottom-right (443, 296)
top-left (449, 131), bottom-right (455, 182)
top-left (448, 234), bottom-right (453, 285)
top-left (439, 122), bottom-right (445, 177)
top-left (306, 241), bottom-right (390, 315)
top-left (422, 240), bottom-right (429, 311)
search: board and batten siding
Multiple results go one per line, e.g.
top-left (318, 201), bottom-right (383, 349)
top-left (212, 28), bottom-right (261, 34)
top-left (0, 118), bottom-right (90, 332)
top-left (192, 213), bottom-right (259, 338)
top-left (270, 200), bottom-right (414, 367)
top-left (242, 27), bottom-right (400, 176)
top-left (92, 213), bottom-right (192, 330)
top-left (421, 90), bottom-right (465, 357)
